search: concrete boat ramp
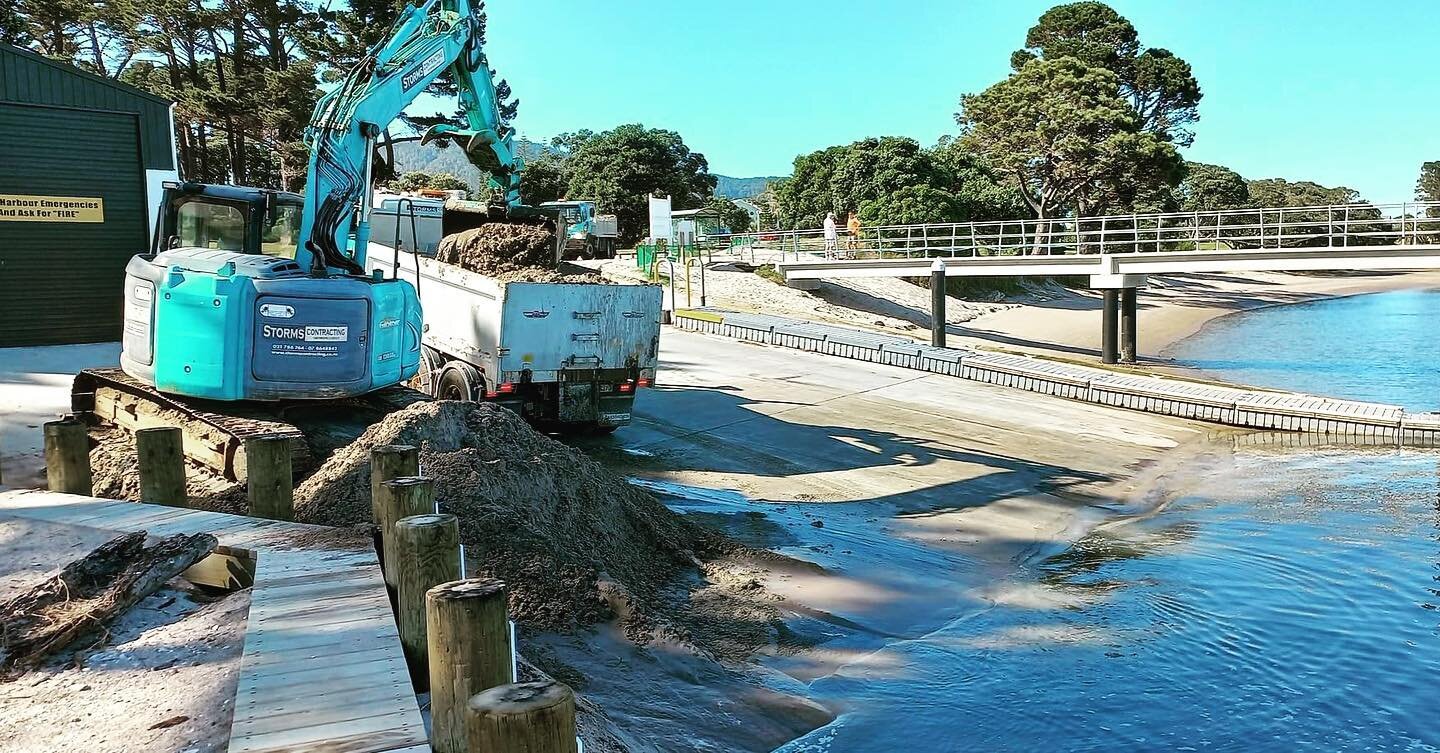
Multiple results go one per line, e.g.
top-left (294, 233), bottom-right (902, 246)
top-left (0, 487), bottom-right (429, 753)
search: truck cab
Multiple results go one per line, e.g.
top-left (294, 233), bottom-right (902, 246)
top-left (539, 200), bottom-right (619, 260)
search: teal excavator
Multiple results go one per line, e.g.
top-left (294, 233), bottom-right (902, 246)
top-left (73, 0), bottom-right (541, 480)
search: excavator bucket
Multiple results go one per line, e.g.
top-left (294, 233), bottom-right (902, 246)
top-left (420, 123), bottom-right (498, 155)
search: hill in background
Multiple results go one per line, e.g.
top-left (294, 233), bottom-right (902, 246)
top-left (390, 139), bottom-right (554, 195)
top-left (715, 175), bottom-right (782, 199)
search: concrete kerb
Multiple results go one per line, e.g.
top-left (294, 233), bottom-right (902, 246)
top-left (671, 308), bottom-right (1440, 445)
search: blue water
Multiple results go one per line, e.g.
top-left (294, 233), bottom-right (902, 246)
top-left (1166, 288), bottom-right (1440, 410)
top-left (779, 289), bottom-right (1440, 752)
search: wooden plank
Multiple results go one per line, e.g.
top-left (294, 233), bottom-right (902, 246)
top-left (246, 598), bottom-right (391, 626)
top-left (247, 579), bottom-right (378, 610)
top-left (242, 636), bottom-right (403, 669)
top-left (5, 499), bottom-right (136, 523)
top-left (231, 697), bottom-right (420, 740)
top-left (251, 566), bottom-right (378, 592)
top-left (236, 659), bottom-right (410, 697)
top-left (236, 682), bottom-right (414, 718)
top-left (227, 719), bottom-right (428, 753)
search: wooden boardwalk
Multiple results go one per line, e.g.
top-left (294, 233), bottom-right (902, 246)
top-left (0, 488), bottom-right (428, 753)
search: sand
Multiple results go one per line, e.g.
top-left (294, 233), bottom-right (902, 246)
top-left (0, 515), bottom-right (248, 753)
top-left (602, 253), bottom-right (1440, 366)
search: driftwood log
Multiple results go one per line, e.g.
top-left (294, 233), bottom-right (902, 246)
top-left (0, 530), bottom-right (217, 677)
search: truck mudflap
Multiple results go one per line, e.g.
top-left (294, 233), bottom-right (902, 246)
top-left (72, 367), bottom-right (426, 483)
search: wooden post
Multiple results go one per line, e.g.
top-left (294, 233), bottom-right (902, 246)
top-left (466, 682), bottom-right (578, 753)
top-left (394, 512), bottom-right (460, 689)
top-left (245, 435), bottom-right (293, 521)
top-left (136, 427), bottom-right (186, 507)
top-left (427, 578), bottom-right (513, 753)
top-left (379, 476), bottom-right (433, 588)
top-left (370, 444), bottom-right (418, 528)
top-left (43, 418), bottom-right (91, 495)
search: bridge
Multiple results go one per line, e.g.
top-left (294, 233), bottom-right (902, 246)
top-left (722, 202), bottom-right (1440, 364)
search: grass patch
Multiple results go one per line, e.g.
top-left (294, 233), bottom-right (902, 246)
top-left (754, 264), bottom-right (786, 285)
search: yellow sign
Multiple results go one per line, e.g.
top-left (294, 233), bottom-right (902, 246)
top-left (0, 194), bottom-right (105, 223)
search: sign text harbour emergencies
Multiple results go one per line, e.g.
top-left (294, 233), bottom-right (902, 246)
top-left (0, 194), bottom-right (104, 222)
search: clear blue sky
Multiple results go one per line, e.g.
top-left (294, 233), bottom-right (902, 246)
top-left (479, 0), bottom-right (1437, 203)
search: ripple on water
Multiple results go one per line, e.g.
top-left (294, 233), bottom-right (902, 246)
top-left (782, 448), bottom-right (1440, 752)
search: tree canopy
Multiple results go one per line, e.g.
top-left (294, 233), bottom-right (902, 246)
top-left (1416, 162), bottom-right (1440, 204)
top-left (1177, 162), bottom-right (1250, 211)
top-left (704, 197), bottom-right (753, 234)
top-left (389, 172), bottom-right (470, 196)
top-left (4, 0), bottom-right (517, 192)
top-left (772, 136), bottom-right (1019, 228)
top-left (1011, 1), bottom-right (1202, 146)
top-left (520, 125), bottom-right (717, 245)
top-left (958, 56), bottom-right (1183, 221)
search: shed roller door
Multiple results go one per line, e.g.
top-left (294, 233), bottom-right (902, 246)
top-left (0, 103), bottom-right (147, 346)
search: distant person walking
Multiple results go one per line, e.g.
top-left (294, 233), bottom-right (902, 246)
top-left (846, 212), bottom-right (862, 256)
top-left (823, 212), bottom-right (838, 258)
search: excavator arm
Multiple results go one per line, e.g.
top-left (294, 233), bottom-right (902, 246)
top-left (296, 0), bottom-right (521, 276)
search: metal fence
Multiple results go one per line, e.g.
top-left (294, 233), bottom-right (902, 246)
top-left (712, 202), bottom-right (1440, 262)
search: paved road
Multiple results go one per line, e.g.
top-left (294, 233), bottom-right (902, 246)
top-left (0, 343), bottom-right (119, 486)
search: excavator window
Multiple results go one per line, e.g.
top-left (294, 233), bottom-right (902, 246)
top-left (260, 203), bottom-right (303, 259)
top-left (177, 201), bottom-right (246, 252)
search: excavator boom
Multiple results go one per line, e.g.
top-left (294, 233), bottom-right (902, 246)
top-left (76, 0), bottom-right (530, 478)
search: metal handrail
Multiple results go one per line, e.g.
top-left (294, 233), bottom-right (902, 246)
top-left (711, 202), bottom-right (1440, 260)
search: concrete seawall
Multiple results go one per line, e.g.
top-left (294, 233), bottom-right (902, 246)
top-left (673, 308), bottom-right (1440, 446)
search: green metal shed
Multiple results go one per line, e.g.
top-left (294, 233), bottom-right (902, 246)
top-left (0, 43), bottom-right (178, 346)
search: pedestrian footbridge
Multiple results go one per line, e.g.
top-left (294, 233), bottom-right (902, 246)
top-left (720, 202), bottom-right (1440, 364)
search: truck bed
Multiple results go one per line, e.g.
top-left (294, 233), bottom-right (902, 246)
top-left (367, 246), bottom-right (662, 382)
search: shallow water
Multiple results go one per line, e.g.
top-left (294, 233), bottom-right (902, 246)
top-left (780, 449), bottom-right (1440, 752)
top-left (774, 289), bottom-right (1440, 752)
top-left (1165, 288), bottom-right (1440, 411)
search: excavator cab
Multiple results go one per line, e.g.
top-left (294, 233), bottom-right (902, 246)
top-left (156, 182), bottom-right (305, 258)
top-left (119, 181), bottom-right (422, 401)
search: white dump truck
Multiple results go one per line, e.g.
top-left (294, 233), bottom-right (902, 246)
top-left (369, 200), bottom-right (660, 433)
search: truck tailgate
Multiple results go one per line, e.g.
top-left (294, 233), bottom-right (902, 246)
top-left (498, 282), bottom-right (661, 377)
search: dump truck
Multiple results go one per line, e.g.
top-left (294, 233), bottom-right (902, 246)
top-left (540, 200), bottom-right (620, 260)
top-left (369, 205), bottom-right (660, 433)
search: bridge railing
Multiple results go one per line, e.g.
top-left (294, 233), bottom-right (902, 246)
top-left (714, 202), bottom-right (1440, 262)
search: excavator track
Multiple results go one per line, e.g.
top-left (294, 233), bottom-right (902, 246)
top-left (72, 368), bottom-right (428, 483)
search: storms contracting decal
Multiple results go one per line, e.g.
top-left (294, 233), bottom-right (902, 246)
top-left (401, 49), bottom-right (447, 91)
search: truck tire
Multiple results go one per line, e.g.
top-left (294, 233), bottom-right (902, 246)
top-left (418, 346), bottom-right (445, 394)
top-left (435, 362), bottom-right (483, 402)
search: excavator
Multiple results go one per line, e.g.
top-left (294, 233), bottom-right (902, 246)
top-left (72, 0), bottom-right (544, 481)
